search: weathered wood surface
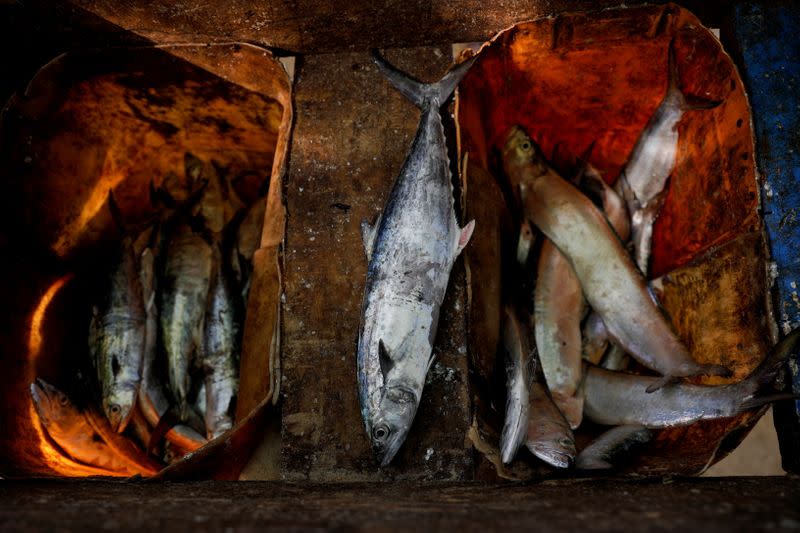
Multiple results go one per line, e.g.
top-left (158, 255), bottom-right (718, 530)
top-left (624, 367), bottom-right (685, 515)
top-left (280, 48), bottom-right (472, 480)
top-left (722, 1), bottom-right (800, 475)
top-left (0, 478), bottom-right (798, 531)
top-left (32, 0), bottom-right (740, 54)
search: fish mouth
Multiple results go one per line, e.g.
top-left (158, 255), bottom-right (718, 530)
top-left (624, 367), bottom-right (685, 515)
top-left (30, 380), bottom-right (51, 423)
top-left (105, 402), bottom-right (134, 433)
top-left (529, 445), bottom-right (574, 469)
top-left (374, 432), bottom-right (407, 468)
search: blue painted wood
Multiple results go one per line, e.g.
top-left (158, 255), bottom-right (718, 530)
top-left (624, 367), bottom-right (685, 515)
top-left (727, 1), bottom-right (800, 472)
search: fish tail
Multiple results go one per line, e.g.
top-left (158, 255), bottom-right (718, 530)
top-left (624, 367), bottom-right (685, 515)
top-left (372, 49), bottom-right (477, 109)
top-left (740, 391), bottom-right (799, 411)
top-left (666, 37), bottom-right (722, 111)
top-left (748, 328), bottom-right (800, 390)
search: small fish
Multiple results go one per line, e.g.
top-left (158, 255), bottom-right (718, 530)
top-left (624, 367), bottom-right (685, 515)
top-left (503, 126), bottom-right (729, 390)
top-left (575, 425), bottom-right (652, 470)
top-left (581, 312), bottom-right (609, 366)
top-left (533, 238), bottom-right (586, 429)
top-left (526, 381), bottom-right (576, 469)
top-left (160, 222), bottom-right (213, 420)
top-left (616, 39), bottom-right (720, 274)
top-left (89, 195), bottom-right (147, 433)
top-left (138, 245), bottom-right (207, 452)
top-left (583, 329), bottom-right (800, 427)
top-left (600, 343), bottom-right (630, 372)
top-left (200, 243), bottom-right (241, 440)
top-left (500, 306), bottom-right (533, 464)
top-left (516, 220), bottom-right (535, 266)
top-left (357, 51), bottom-right (477, 466)
top-left (30, 379), bottom-right (139, 476)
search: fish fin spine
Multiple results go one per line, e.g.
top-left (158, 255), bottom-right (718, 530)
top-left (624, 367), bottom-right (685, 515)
top-left (740, 391), bottom-right (799, 411)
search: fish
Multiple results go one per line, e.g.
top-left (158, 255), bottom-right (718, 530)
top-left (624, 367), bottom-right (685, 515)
top-left (88, 195), bottom-right (148, 433)
top-left (500, 306), bottom-right (533, 464)
top-left (583, 328), bottom-right (800, 427)
top-left (526, 381), bottom-right (576, 469)
top-left (578, 165), bottom-right (630, 367)
top-left (533, 239), bottom-right (586, 429)
top-left (30, 379), bottom-right (140, 476)
top-left (575, 425), bottom-right (652, 470)
top-left (516, 220), bottom-right (535, 266)
top-left (502, 125), bottom-right (729, 390)
top-left (616, 39), bottom-right (720, 274)
top-left (581, 312), bottom-right (609, 366)
top-left (200, 243), bottom-right (241, 440)
top-left (531, 162), bottom-right (628, 427)
top-left (138, 244), bottom-right (207, 452)
top-left (600, 343), bottom-right (630, 372)
top-left (357, 51), bottom-right (477, 466)
top-left (160, 221), bottom-right (213, 420)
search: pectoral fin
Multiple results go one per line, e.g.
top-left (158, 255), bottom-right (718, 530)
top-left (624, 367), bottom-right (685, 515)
top-left (378, 340), bottom-right (393, 380)
top-left (456, 220), bottom-right (476, 255)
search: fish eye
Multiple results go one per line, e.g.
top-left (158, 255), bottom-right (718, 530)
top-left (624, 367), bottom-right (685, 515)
top-left (109, 404), bottom-right (121, 415)
top-left (559, 438), bottom-right (574, 447)
top-left (521, 141), bottom-right (532, 151)
top-left (373, 424), bottom-right (390, 441)
top-left (58, 394), bottom-right (68, 406)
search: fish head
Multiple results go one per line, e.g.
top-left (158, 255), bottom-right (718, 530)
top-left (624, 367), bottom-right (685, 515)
top-left (370, 385), bottom-right (419, 467)
top-left (102, 387), bottom-right (136, 433)
top-left (527, 433), bottom-right (577, 469)
top-left (501, 126), bottom-right (549, 198)
top-left (30, 379), bottom-right (77, 433)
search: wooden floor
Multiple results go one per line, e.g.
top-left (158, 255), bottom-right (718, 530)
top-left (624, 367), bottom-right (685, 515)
top-left (0, 477), bottom-right (798, 531)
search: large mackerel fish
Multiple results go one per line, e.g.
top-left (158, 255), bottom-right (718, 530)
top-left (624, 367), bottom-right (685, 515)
top-left (357, 51), bottom-right (476, 466)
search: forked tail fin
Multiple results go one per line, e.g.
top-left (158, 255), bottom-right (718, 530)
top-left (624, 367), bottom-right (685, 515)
top-left (372, 50), bottom-right (478, 109)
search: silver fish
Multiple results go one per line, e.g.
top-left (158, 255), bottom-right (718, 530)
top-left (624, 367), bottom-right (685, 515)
top-left (161, 222), bottom-right (213, 419)
top-left (500, 306), bottom-right (533, 464)
top-left (533, 238), bottom-right (586, 429)
top-left (503, 126), bottom-right (729, 389)
top-left (516, 220), bottom-right (535, 266)
top-left (89, 199), bottom-right (147, 433)
top-left (575, 425), bottom-right (652, 470)
top-left (201, 243), bottom-right (241, 440)
top-left (357, 51), bottom-right (476, 466)
top-left (526, 381), bottom-right (576, 469)
top-left (138, 245), bottom-right (207, 452)
top-left (583, 329), bottom-right (800, 427)
top-left (616, 40), bottom-right (720, 274)
top-left (31, 379), bottom-right (138, 475)
top-left (578, 165), bottom-right (630, 367)
top-left (600, 343), bottom-right (630, 372)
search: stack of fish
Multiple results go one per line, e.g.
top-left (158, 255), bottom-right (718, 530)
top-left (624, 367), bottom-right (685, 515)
top-left (30, 153), bottom-right (264, 476)
top-left (357, 47), bottom-right (799, 471)
top-left (497, 41), bottom-right (797, 470)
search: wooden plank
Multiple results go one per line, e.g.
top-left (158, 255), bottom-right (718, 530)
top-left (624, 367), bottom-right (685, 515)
top-left (34, 1), bottom-right (736, 54)
top-left (722, 0), bottom-right (800, 474)
top-left (0, 478), bottom-right (798, 530)
top-left (280, 47), bottom-right (472, 481)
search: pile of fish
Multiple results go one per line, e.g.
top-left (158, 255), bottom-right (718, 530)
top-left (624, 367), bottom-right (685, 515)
top-left (357, 46), bottom-right (799, 470)
top-left (496, 42), bottom-right (798, 470)
top-left (30, 154), bottom-right (264, 476)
